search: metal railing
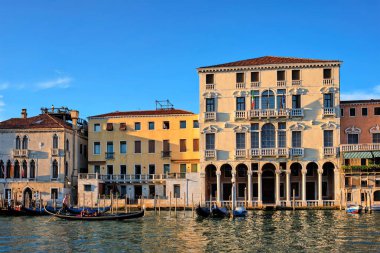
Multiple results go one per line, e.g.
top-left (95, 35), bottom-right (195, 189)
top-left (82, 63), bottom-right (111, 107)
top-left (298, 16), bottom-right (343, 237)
top-left (341, 143), bottom-right (380, 152)
top-left (204, 112), bottom-right (216, 121)
top-left (235, 110), bottom-right (247, 120)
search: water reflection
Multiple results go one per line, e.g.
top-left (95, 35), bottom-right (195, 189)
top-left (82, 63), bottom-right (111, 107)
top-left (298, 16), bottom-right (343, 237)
top-left (0, 211), bottom-right (379, 252)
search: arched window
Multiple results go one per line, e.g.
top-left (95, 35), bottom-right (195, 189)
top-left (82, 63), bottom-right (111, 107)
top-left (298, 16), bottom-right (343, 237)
top-left (0, 160), bottom-right (4, 178)
top-left (14, 160), bottom-right (20, 178)
top-left (22, 136), bottom-right (28, 149)
top-left (261, 90), bottom-right (275, 109)
top-left (374, 191), bottom-right (380, 202)
top-left (52, 160), bottom-right (58, 179)
top-left (65, 162), bottom-right (68, 177)
top-left (6, 160), bottom-right (11, 178)
top-left (22, 160), bottom-right (27, 178)
top-left (53, 134), bottom-right (59, 149)
top-left (261, 123), bottom-right (275, 148)
top-left (66, 139), bottom-right (69, 152)
top-left (16, 136), bottom-right (21, 149)
top-left (30, 160), bottom-right (36, 179)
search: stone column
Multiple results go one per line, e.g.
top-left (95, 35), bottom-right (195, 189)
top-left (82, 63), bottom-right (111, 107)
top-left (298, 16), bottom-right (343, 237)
top-left (275, 169), bottom-right (280, 206)
top-left (247, 170), bottom-right (253, 207)
top-left (286, 169), bottom-right (291, 207)
top-left (258, 171), bottom-right (262, 207)
top-left (216, 171), bottom-right (221, 205)
top-left (301, 168), bottom-right (307, 206)
top-left (334, 168), bottom-right (340, 205)
top-left (318, 168), bottom-right (323, 207)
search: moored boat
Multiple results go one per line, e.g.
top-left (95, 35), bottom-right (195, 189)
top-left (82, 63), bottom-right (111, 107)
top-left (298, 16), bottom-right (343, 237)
top-left (66, 206), bottom-right (111, 215)
top-left (346, 204), bottom-right (363, 214)
top-left (211, 206), bottom-right (229, 218)
top-left (371, 205), bottom-right (380, 212)
top-left (21, 207), bottom-right (50, 216)
top-left (45, 208), bottom-right (145, 221)
top-left (195, 205), bottom-right (211, 218)
top-left (232, 206), bottom-right (247, 217)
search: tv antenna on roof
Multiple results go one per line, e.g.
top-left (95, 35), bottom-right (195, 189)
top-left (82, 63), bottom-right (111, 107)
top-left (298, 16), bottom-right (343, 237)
top-left (155, 100), bottom-right (174, 110)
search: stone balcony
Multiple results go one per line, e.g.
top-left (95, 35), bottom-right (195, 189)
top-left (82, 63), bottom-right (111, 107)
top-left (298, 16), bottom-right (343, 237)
top-left (250, 148), bottom-right (288, 158)
top-left (250, 81), bottom-right (260, 88)
top-left (13, 149), bottom-right (30, 158)
top-left (323, 107), bottom-right (336, 117)
top-left (204, 112), bottom-right (216, 121)
top-left (236, 82), bottom-right (245, 89)
top-left (205, 149), bottom-right (216, 159)
top-left (277, 81), bottom-right (286, 87)
top-left (249, 109), bottom-right (288, 119)
top-left (341, 143), bottom-right (380, 152)
top-left (51, 148), bottom-right (59, 157)
top-left (323, 79), bottom-right (334, 86)
top-left (323, 147), bottom-right (338, 157)
top-left (292, 80), bottom-right (302, 86)
top-left (289, 108), bottom-right (304, 118)
top-left (289, 148), bottom-right (304, 157)
top-left (205, 83), bottom-right (215, 90)
top-left (235, 149), bottom-right (247, 158)
top-left (235, 110), bottom-right (247, 120)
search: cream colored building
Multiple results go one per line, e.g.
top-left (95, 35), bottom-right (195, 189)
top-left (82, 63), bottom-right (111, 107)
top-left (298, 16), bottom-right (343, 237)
top-left (0, 107), bottom-right (88, 206)
top-left (198, 56), bottom-right (342, 208)
top-left (80, 106), bottom-right (201, 205)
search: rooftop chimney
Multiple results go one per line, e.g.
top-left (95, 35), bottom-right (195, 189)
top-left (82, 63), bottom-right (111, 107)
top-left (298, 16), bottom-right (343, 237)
top-left (70, 110), bottom-right (79, 126)
top-left (21, 109), bottom-right (27, 119)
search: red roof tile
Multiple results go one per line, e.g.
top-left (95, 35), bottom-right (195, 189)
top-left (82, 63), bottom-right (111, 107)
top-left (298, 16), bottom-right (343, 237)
top-left (198, 56), bottom-right (341, 69)
top-left (89, 109), bottom-right (195, 118)
top-left (0, 114), bottom-right (73, 130)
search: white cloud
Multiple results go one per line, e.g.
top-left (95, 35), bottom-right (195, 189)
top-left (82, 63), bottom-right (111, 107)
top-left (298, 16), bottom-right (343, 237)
top-left (0, 83), bottom-right (9, 90)
top-left (36, 77), bottom-right (72, 90)
top-left (341, 85), bottom-right (380, 101)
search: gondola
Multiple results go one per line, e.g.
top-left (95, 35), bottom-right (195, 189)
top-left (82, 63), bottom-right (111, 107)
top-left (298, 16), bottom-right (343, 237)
top-left (211, 206), bottom-right (229, 218)
top-left (195, 205), bottom-right (211, 218)
top-left (0, 206), bottom-right (26, 216)
top-left (21, 206), bottom-right (52, 216)
top-left (45, 208), bottom-right (145, 221)
top-left (232, 206), bottom-right (247, 217)
top-left (66, 206), bottom-right (111, 215)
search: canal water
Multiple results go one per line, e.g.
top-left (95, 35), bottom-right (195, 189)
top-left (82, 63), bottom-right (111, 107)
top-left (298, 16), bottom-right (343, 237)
top-left (0, 210), bottom-right (379, 252)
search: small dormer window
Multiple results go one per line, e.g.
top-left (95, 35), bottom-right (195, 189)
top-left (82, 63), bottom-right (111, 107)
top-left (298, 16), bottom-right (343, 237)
top-left (106, 123), bottom-right (113, 131)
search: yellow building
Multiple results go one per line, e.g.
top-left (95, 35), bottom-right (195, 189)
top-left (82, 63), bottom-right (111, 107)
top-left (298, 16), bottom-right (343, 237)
top-left (198, 56), bottom-right (342, 208)
top-left (82, 105), bottom-right (200, 203)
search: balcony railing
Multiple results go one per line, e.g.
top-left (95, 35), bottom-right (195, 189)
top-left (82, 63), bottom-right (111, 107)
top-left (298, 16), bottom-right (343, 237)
top-left (205, 83), bottom-right (215, 90)
top-left (105, 152), bottom-right (114, 159)
top-left (161, 151), bottom-right (171, 158)
top-left (292, 80), bottom-right (302, 86)
top-left (51, 148), bottom-right (59, 156)
top-left (289, 148), bottom-right (304, 157)
top-left (341, 143), bottom-right (380, 152)
top-left (87, 174), bottom-right (170, 183)
top-left (235, 149), bottom-right (247, 158)
top-left (250, 148), bottom-right (288, 157)
top-left (323, 79), bottom-right (334, 86)
top-left (204, 111), bottom-right (216, 121)
top-left (289, 108), bottom-right (304, 117)
top-left (250, 82), bottom-right (260, 88)
top-left (249, 109), bottom-right (288, 118)
top-left (205, 149), bottom-right (216, 159)
top-left (235, 110), bottom-right (247, 120)
top-left (277, 81), bottom-right (286, 87)
top-left (236, 82), bottom-right (245, 89)
top-left (323, 107), bottom-right (336, 117)
top-left (323, 147), bottom-right (337, 156)
top-left (13, 149), bottom-right (29, 158)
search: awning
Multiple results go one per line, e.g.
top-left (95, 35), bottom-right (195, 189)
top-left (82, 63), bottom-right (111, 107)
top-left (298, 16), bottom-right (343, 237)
top-left (372, 151), bottom-right (380, 158)
top-left (343, 151), bottom-right (373, 159)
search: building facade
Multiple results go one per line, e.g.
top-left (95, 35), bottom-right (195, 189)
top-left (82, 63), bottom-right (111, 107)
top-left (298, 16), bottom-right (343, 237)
top-left (80, 107), bottom-right (201, 206)
top-left (198, 56), bottom-right (342, 208)
top-left (340, 99), bottom-right (380, 206)
top-left (0, 107), bottom-right (88, 206)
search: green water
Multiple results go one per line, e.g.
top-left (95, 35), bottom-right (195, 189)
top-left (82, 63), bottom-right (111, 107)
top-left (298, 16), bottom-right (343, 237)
top-left (0, 210), bottom-right (379, 252)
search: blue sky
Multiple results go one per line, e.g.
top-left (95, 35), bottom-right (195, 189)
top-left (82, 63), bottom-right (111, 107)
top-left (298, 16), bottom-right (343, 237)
top-left (0, 0), bottom-right (379, 121)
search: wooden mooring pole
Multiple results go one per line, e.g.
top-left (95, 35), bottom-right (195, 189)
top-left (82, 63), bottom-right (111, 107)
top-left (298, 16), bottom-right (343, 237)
top-left (192, 193), bottom-right (194, 218)
top-left (169, 192), bottom-right (172, 216)
top-left (292, 189), bottom-right (295, 211)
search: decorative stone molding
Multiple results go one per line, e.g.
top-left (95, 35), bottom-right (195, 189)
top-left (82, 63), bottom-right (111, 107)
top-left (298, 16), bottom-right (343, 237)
top-left (320, 87), bottom-right (339, 94)
top-left (232, 90), bottom-right (250, 97)
top-left (202, 125), bottom-right (219, 134)
top-left (233, 125), bottom-right (250, 133)
top-left (289, 87), bottom-right (308, 95)
top-left (320, 121), bottom-right (339, 130)
top-left (345, 126), bottom-right (361, 134)
top-left (202, 91), bottom-right (221, 98)
top-left (370, 124), bottom-right (380, 134)
top-left (289, 122), bottom-right (306, 131)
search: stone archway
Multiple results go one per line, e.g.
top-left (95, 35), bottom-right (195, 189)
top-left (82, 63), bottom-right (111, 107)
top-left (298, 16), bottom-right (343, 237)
top-left (374, 190), bottom-right (380, 202)
top-left (262, 163), bottom-right (276, 203)
top-left (322, 162), bottom-right (335, 200)
top-left (23, 187), bottom-right (32, 207)
top-left (306, 162), bottom-right (318, 200)
top-left (220, 164), bottom-right (233, 201)
top-left (236, 164), bottom-right (248, 199)
top-left (205, 164), bottom-right (217, 200)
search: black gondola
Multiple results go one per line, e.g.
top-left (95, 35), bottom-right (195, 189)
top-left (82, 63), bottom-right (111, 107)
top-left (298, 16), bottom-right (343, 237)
top-left (0, 207), bottom-right (25, 216)
top-left (21, 207), bottom-right (50, 216)
top-left (45, 208), bottom-right (145, 221)
top-left (211, 206), bottom-right (229, 218)
top-left (195, 205), bottom-right (211, 218)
